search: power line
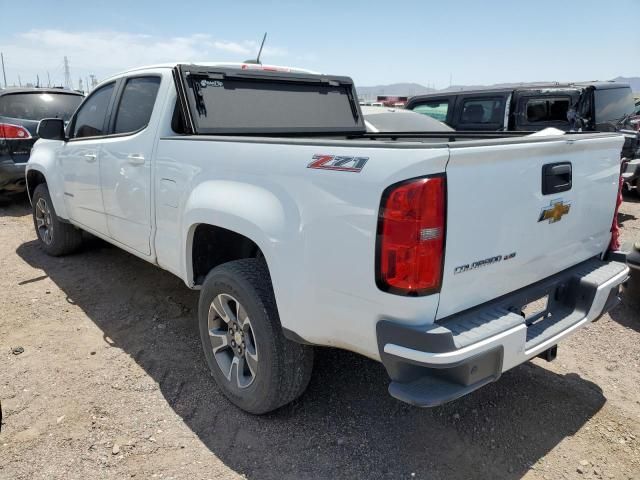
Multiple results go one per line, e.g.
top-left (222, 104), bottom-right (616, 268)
top-left (63, 56), bottom-right (72, 90)
top-left (1, 52), bottom-right (7, 88)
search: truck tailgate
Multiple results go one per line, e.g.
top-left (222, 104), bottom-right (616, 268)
top-left (436, 134), bottom-right (625, 320)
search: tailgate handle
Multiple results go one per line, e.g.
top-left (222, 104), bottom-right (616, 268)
top-left (542, 162), bottom-right (572, 195)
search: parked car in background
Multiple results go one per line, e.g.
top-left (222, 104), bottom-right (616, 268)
top-left (405, 82), bottom-right (635, 133)
top-left (619, 99), bottom-right (640, 196)
top-left (407, 82), bottom-right (640, 195)
top-left (361, 105), bottom-right (453, 132)
top-left (628, 99), bottom-right (640, 131)
top-left (0, 88), bottom-right (83, 196)
top-left (27, 62), bottom-right (628, 414)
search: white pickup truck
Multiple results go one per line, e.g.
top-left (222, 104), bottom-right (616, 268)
top-left (26, 62), bottom-right (629, 414)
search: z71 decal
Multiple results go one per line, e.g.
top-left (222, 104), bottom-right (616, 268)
top-left (307, 154), bottom-right (369, 173)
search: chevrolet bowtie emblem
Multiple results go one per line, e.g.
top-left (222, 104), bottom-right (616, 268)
top-left (538, 199), bottom-right (571, 224)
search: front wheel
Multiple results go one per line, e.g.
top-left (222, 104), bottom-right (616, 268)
top-left (32, 183), bottom-right (82, 256)
top-left (198, 258), bottom-right (313, 414)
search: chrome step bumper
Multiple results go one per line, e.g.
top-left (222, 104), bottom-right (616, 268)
top-left (377, 257), bottom-right (629, 407)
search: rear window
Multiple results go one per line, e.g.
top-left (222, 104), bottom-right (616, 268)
top-left (0, 92), bottom-right (83, 121)
top-left (411, 101), bottom-right (449, 122)
top-left (177, 66), bottom-right (364, 135)
top-left (594, 87), bottom-right (635, 123)
top-left (460, 98), bottom-right (505, 125)
top-left (114, 76), bottom-right (161, 134)
top-left (525, 97), bottom-right (570, 123)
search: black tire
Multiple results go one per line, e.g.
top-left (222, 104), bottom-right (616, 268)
top-left (198, 258), bottom-right (313, 414)
top-left (32, 183), bottom-right (83, 256)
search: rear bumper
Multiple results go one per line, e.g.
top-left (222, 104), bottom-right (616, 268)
top-left (0, 158), bottom-right (27, 192)
top-left (377, 257), bottom-right (629, 407)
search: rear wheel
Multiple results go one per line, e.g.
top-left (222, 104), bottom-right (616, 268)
top-left (198, 258), bottom-right (313, 414)
top-left (32, 184), bottom-right (82, 256)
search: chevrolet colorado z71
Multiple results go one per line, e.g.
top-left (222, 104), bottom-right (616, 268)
top-left (26, 63), bottom-right (629, 414)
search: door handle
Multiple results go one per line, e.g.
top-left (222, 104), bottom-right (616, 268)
top-left (542, 162), bottom-right (572, 195)
top-left (83, 153), bottom-right (97, 163)
top-left (127, 153), bottom-right (145, 166)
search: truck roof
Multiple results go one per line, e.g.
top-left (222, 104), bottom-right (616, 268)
top-left (408, 81), bottom-right (631, 100)
top-left (103, 62), bottom-right (319, 82)
top-left (0, 87), bottom-right (84, 96)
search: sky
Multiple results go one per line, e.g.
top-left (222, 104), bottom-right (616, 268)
top-left (0, 0), bottom-right (638, 90)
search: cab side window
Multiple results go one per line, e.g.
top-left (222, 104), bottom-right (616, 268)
top-left (459, 98), bottom-right (505, 125)
top-left (412, 101), bottom-right (449, 122)
top-left (524, 98), bottom-right (570, 124)
top-left (113, 77), bottom-right (161, 135)
top-left (72, 82), bottom-right (115, 138)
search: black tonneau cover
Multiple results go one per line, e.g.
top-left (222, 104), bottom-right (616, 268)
top-left (173, 64), bottom-right (366, 135)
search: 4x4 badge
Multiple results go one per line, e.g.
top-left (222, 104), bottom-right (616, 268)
top-left (538, 199), bottom-right (571, 224)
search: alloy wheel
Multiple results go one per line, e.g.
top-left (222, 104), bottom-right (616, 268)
top-left (35, 197), bottom-right (54, 245)
top-left (207, 293), bottom-right (258, 389)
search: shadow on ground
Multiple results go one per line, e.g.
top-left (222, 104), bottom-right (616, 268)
top-left (0, 193), bottom-right (30, 217)
top-left (610, 271), bottom-right (640, 333)
top-left (618, 211), bottom-right (637, 225)
top-left (16, 239), bottom-right (606, 479)
top-left (621, 191), bottom-right (640, 205)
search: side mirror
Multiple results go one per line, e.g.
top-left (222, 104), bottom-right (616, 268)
top-left (37, 118), bottom-right (66, 141)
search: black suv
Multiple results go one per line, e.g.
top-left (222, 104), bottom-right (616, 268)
top-left (0, 88), bottom-right (83, 195)
top-left (406, 82), bottom-right (640, 194)
top-left (405, 82), bottom-right (636, 133)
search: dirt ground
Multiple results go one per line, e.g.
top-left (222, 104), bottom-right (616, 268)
top-left (0, 194), bottom-right (639, 480)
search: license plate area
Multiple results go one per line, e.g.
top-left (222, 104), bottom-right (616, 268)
top-left (521, 294), bottom-right (550, 325)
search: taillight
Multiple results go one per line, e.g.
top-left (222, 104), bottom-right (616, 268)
top-left (609, 171), bottom-right (624, 251)
top-left (240, 64), bottom-right (290, 72)
top-left (0, 123), bottom-right (32, 139)
top-left (376, 175), bottom-right (446, 295)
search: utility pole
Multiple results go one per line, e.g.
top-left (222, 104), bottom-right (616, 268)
top-left (78, 78), bottom-right (83, 93)
top-left (18, 74), bottom-right (22, 87)
top-left (36, 74), bottom-right (40, 87)
top-left (63, 56), bottom-right (72, 90)
top-left (1, 52), bottom-right (7, 88)
top-left (47, 71), bottom-right (51, 87)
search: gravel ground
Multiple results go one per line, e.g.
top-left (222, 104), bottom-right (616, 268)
top-left (0, 193), bottom-right (639, 480)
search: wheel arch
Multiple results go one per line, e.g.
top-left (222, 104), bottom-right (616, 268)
top-left (181, 180), bottom-right (301, 289)
top-left (188, 223), bottom-right (265, 286)
top-left (26, 169), bottom-right (47, 201)
top-left (25, 152), bottom-right (69, 220)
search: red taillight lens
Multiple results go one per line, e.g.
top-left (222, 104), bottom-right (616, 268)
top-left (609, 171), bottom-right (624, 251)
top-left (376, 175), bottom-right (446, 295)
top-left (240, 64), bottom-right (290, 72)
top-left (0, 123), bottom-right (32, 139)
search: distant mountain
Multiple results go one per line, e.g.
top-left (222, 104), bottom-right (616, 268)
top-left (358, 77), bottom-right (640, 100)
